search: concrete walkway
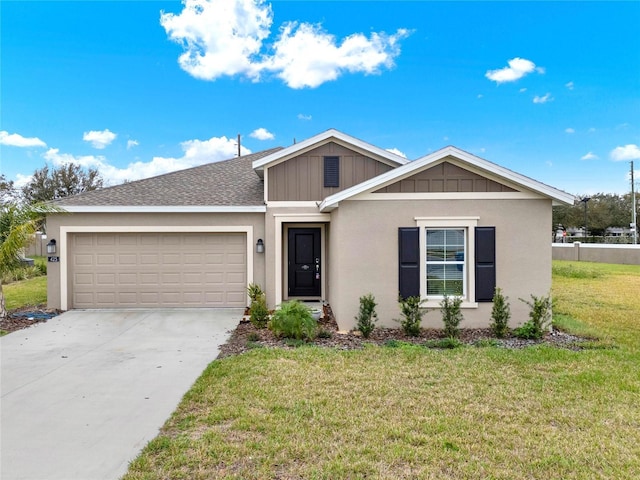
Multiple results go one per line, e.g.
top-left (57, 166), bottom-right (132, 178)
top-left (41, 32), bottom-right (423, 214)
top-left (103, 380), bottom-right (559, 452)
top-left (1, 309), bottom-right (241, 480)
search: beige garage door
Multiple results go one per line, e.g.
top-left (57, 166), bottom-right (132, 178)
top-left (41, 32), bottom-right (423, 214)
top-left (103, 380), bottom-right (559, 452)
top-left (70, 232), bottom-right (246, 308)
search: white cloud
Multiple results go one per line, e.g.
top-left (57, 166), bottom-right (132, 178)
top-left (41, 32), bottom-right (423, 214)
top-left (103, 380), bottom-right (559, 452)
top-left (477, 94), bottom-right (483, 99)
top-left (485, 57), bottom-right (543, 84)
top-left (250, 127), bottom-right (274, 140)
top-left (160, 0), bottom-right (410, 89)
top-left (386, 148), bottom-right (406, 158)
top-left (588, 127), bottom-right (596, 133)
top-left (297, 113), bottom-right (312, 121)
top-left (533, 93), bottom-right (553, 104)
top-left (610, 144), bottom-right (640, 162)
top-left (519, 88), bottom-right (527, 93)
top-left (0, 130), bottom-right (46, 148)
top-left (44, 135), bottom-right (250, 186)
top-left (14, 173), bottom-right (34, 189)
top-left (127, 139), bottom-right (139, 149)
top-left (565, 81), bottom-right (574, 90)
top-left (565, 128), bottom-right (575, 134)
top-left (83, 129), bottom-right (117, 149)
top-left (264, 23), bottom-right (410, 88)
top-left (581, 152), bottom-right (598, 161)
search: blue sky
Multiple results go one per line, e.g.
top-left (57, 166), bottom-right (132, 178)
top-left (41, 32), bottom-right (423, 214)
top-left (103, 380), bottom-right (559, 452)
top-left (2, 0), bottom-right (639, 196)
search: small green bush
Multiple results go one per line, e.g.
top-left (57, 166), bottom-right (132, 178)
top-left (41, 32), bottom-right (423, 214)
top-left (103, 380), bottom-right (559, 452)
top-left (355, 293), bottom-right (378, 338)
top-left (269, 300), bottom-right (317, 341)
top-left (440, 295), bottom-right (463, 338)
top-left (490, 287), bottom-right (511, 338)
top-left (473, 338), bottom-right (500, 348)
top-left (249, 294), bottom-right (269, 328)
top-left (515, 294), bottom-right (553, 340)
top-left (424, 337), bottom-right (463, 349)
top-left (247, 283), bottom-right (264, 303)
top-left (247, 332), bottom-right (260, 342)
top-left (397, 295), bottom-right (426, 336)
top-left (317, 329), bottom-right (333, 339)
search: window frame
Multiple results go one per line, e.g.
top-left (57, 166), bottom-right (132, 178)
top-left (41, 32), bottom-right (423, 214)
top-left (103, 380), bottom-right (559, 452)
top-left (415, 217), bottom-right (479, 308)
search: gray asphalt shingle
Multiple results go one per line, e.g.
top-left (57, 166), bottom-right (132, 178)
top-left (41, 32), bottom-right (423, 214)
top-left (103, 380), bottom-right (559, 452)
top-left (54, 148), bottom-right (282, 207)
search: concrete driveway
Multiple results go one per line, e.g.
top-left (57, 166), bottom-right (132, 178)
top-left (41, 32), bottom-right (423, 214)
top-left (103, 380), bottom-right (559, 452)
top-left (1, 309), bottom-right (241, 480)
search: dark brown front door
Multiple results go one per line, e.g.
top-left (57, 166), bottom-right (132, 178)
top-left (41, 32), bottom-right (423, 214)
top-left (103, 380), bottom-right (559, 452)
top-left (288, 228), bottom-right (321, 297)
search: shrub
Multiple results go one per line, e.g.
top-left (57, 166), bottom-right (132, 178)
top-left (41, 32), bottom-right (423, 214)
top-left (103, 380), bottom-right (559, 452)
top-left (269, 300), bottom-right (317, 341)
top-left (514, 294), bottom-right (553, 340)
top-left (355, 293), bottom-right (378, 338)
top-left (249, 294), bottom-right (269, 328)
top-left (440, 295), bottom-right (464, 338)
top-left (317, 329), bottom-right (333, 339)
top-left (247, 283), bottom-right (264, 303)
top-left (247, 332), bottom-right (260, 342)
top-left (490, 287), bottom-right (511, 338)
top-left (397, 295), bottom-right (426, 336)
top-left (424, 337), bottom-right (463, 349)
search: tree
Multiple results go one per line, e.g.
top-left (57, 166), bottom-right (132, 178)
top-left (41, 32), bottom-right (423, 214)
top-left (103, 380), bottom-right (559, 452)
top-left (0, 202), bottom-right (63, 318)
top-left (553, 192), bottom-right (637, 236)
top-left (0, 174), bottom-right (17, 206)
top-left (21, 164), bottom-right (103, 204)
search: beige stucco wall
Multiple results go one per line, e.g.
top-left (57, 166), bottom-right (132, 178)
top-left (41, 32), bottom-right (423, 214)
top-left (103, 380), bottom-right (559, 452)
top-left (329, 198), bottom-right (552, 330)
top-left (45, 212), bottom-right (266, 310)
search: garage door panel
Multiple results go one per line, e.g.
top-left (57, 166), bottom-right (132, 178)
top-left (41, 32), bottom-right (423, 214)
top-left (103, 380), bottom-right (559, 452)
top-left (70, 232), bottom-right (247, 308)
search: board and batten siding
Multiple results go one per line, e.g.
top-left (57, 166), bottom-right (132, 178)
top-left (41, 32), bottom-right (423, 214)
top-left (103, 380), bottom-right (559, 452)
top-left (267, 142), bottom-right (394, 201)
top-left (375, 161), bottom-right (517, 193)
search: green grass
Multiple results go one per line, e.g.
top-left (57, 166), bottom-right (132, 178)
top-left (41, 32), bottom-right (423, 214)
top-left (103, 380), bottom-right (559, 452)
top-left (3, 275), bottom-right (48, 310)
top-left (118, 261), bottom-right (637, 479)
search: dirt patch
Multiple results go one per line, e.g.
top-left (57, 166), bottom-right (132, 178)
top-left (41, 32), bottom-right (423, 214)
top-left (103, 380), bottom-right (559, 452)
top-left (1, 305), bottom-right (62, 334)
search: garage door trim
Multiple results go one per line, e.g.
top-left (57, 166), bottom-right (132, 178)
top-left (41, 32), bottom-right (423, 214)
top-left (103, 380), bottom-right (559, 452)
top-left (59, 226), bottom-right (254, 310)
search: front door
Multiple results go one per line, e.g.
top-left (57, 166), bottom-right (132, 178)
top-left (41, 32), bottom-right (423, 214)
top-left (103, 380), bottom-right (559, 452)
top-left (288, 228), bottom-right (321, 297)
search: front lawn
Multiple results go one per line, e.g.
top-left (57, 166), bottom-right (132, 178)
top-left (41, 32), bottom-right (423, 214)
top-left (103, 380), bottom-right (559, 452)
top-left (120, 261), bottom-right (638, 478)
top-left (3, 275), bottom-right (48, 311)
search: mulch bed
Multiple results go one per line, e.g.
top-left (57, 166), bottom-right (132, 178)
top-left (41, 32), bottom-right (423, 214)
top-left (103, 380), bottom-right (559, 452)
top-left (1, 305), bottom-right (63, 334)
top-left (217, 305), bottom-right (591, 359)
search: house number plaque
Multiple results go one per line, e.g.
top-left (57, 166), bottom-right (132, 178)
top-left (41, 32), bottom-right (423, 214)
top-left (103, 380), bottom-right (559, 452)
top-left (48, 256), bottom-right (60, 262)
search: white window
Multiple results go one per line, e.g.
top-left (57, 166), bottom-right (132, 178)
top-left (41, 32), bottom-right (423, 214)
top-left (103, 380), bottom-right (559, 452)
top-left (426, 228), bottom-right (466, 296)
top-left (416, 217), bottom-right (479, 308)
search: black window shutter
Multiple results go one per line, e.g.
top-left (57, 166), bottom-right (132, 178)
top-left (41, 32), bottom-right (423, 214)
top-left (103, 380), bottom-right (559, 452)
top-left (324, 156), bottom-right (339, 187)
top-left (399, 227), bottom-right (420, 299)
top-left (475, 226), bottom-right (496, 302)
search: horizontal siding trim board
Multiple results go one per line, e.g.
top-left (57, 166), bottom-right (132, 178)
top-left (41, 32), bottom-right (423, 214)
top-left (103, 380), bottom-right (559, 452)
top-left (355, 192), bottom-right (544, 201)
top-left (59, 225), bottom-right (254, 311)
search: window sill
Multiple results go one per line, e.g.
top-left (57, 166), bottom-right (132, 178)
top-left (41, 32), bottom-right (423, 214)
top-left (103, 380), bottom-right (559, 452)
top-left (424, 298), bottom-right (479, 309)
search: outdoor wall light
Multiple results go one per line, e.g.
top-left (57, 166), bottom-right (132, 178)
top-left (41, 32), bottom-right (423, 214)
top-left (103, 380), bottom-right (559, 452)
top-left (256, 238), bottom-right (264, 253)
top-left (47, 239), bottom-right (57, 254)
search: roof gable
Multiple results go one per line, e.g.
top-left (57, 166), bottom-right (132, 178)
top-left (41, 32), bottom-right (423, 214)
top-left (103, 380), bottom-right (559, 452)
top-left (252, 128), bottom-right (409, 177)
top-left (320, 146), bottom-right (576, 210)
top-left (374, 159), bottom-right (518, 194)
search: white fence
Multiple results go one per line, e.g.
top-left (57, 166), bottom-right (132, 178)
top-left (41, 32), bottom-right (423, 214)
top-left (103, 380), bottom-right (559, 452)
top-left (553, 242), bottom-right (640, 265)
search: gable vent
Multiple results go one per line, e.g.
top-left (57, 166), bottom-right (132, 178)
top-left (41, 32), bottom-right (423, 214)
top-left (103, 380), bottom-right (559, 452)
top-left (324, 156), bottom-right (340, 188)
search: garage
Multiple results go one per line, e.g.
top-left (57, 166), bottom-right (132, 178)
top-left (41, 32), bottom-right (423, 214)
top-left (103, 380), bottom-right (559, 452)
top-left (69, 232), bottom-right (247, 308)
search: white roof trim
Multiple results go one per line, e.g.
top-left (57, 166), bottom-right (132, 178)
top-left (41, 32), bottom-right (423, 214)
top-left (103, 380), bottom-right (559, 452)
top-left (59, 206), bottom-right (267, 213)
top-left (319, 145), bottom-right (576, 211)
top-left (251, 128), bottom-right (409, 173)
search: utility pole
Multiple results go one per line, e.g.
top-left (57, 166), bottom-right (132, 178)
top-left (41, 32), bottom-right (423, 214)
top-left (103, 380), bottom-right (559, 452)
top-left (632, 161), bottom-right (637, 244)
top-left (237, 133), bottom-right (241, 158)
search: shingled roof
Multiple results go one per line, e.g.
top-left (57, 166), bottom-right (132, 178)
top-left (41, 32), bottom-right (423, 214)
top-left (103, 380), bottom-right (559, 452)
top-left (55, 148), bottom-right (282, 207)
